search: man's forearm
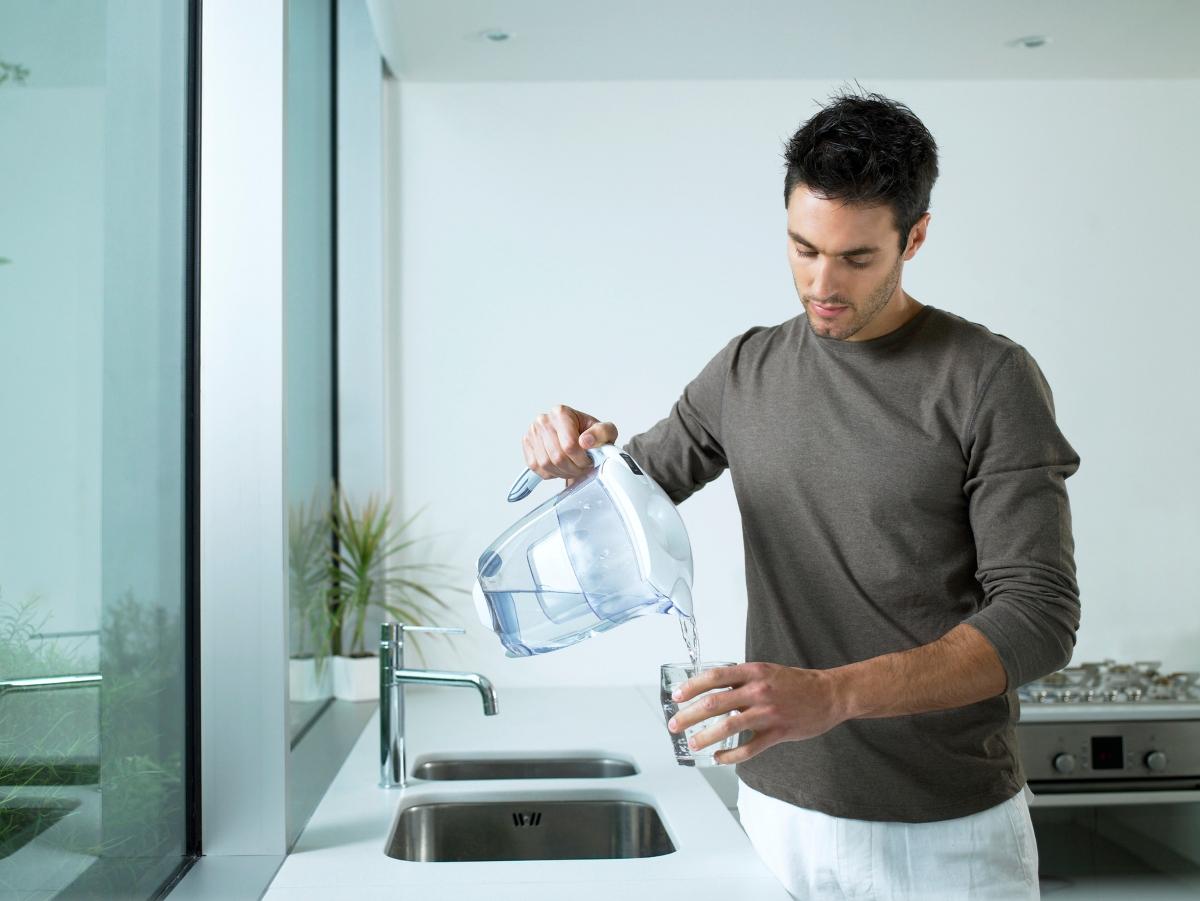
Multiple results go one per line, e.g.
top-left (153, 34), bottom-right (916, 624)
top-left (829, 622), bottom-right (1008, 721)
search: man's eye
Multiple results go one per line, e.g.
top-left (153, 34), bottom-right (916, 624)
top-left (795, 248), bottom-right (870, 269)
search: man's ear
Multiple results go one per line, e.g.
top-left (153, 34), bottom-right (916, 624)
top-left (902, 212), bottom-right (931, 262)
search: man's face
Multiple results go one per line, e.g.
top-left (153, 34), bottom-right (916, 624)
top-left (785, 185), bottom-right (922, 341)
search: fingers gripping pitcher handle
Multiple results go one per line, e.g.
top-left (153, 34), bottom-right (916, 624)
top-left (506, 446), bottom-right (608, 502)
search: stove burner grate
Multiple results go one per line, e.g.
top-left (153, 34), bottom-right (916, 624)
top-left (1018, 660), bottom-right (1200, 705)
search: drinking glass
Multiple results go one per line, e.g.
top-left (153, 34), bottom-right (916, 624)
top-left (660, 661), bottom-right (741, 767)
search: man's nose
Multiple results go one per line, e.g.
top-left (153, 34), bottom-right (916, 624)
top-left (809, 257), bottom-right (839, 301)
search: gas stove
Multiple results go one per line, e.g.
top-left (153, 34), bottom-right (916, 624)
top-left (1019, 659), bottom-right (1200, 715)
top-left (1016, 660), bottom-right (1200, 793)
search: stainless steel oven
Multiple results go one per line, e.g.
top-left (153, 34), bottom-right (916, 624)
top-left (1016, 660), bottom-right (1200, 895)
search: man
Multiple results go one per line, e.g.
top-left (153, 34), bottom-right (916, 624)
top-left (519, 89), bottom-right (1078, 899)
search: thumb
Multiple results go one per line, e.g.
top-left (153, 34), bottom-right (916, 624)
top-left (579, 421), bottom-right (618, 449)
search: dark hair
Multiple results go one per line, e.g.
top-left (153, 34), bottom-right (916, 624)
top-left (783, 87), bottom-right (938, 253)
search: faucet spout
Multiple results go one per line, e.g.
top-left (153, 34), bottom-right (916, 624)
top-left (379, 622), bottom-right (499, 789)
top-left (391, 668), bottom-right (499, 716)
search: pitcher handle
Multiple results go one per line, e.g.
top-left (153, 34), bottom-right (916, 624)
top-left (506, 446), bottom-right (608, 502)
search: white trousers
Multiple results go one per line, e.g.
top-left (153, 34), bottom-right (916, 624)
top-left (737, 780), bottom-right (1040, 900)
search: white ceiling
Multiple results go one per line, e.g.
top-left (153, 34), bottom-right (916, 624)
top-left (368, 0), bottom-right (1200, 82)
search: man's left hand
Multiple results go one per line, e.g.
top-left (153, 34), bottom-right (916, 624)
top-left (666, 662), bottom-right (847, 765)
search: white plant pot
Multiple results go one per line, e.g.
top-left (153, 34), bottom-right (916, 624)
top-left (289, 657), bottom-right (332, 702)
top-left (332, 654), bottom-right (379, 701)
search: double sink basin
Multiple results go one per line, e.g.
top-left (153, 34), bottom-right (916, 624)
top-left (386, 754), bottom-right (675, 863)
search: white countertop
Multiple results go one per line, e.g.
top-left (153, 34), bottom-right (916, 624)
top-left (264, 684), bottom-right (791, 901)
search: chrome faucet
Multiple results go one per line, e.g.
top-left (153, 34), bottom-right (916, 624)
top-left (379, 622), bottom-right (498, 788)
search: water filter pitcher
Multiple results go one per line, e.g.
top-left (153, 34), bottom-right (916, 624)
top-left (473, 445), bottom-right (694, 657)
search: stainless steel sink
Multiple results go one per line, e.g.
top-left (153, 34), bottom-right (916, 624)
top-left (385, 797), bottom-right (674, 861)
top-left (411, 755), bottom-right (637, 781)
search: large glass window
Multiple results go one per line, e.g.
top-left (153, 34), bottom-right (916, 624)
top-left (0, 1), bottom-right (194, 897)
top-left (285, 0), bottom-right (337, 743)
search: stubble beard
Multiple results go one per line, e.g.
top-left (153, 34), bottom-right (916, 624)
top-left (801, 254), bottom-right (903, 341)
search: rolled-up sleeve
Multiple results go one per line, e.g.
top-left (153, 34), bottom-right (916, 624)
top-left (623, 337), bottom-right (734, 505)
top-left (962, 345), bottom-right (1081, 690)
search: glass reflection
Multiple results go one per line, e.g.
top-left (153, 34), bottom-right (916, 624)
top-left (0, 1), bottom-right (191, 896)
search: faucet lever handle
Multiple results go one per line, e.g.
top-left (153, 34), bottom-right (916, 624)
top-left (380, 622), bottom-right (465, 649)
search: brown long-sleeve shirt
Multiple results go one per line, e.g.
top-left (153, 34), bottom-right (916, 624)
top-left (624, 305), bottom-right (1081, 822)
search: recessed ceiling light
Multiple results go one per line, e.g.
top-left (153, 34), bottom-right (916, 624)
top-left (479, 29), bottom-right (512, 43)
top-left (1007, 35), bottom-right (1051, 49)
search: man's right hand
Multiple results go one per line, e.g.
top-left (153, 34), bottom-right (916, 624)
top-left (522, 405), bottom-right (618, 486)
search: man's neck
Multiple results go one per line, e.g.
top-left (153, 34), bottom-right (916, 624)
top-left (848, 293), bottom-right (924, 342)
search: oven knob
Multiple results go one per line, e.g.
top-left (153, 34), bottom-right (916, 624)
top-left (1145, 751), bottom-right (1168, 772)
top-left (1053, 753), bottom-right (1077, 774)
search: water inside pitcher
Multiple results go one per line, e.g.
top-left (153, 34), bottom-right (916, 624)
top-left (473, 445), bottom-right (693, 657)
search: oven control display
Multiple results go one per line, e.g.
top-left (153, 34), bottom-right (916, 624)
top-left (1018, 720), bottom-right (1200, 784)
top-left (1091, 735), bottom-right (1125, 770)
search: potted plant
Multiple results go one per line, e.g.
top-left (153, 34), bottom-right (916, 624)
top-left (287, 497), bottom-right (334, 702)
top-left (326, 487), bottom-right (463, 701)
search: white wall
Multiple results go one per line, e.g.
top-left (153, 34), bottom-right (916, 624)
top-left (389, 78), bottom-right (1200, 687)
